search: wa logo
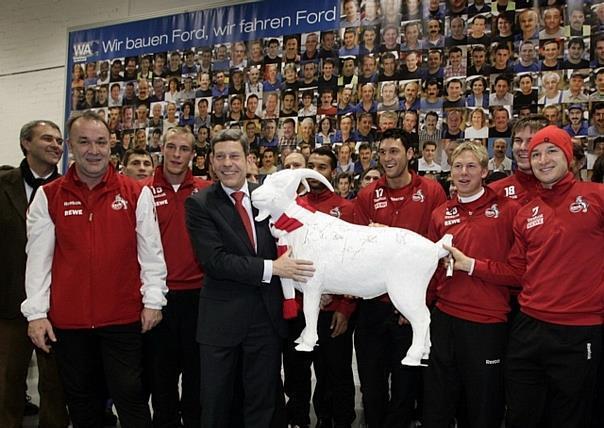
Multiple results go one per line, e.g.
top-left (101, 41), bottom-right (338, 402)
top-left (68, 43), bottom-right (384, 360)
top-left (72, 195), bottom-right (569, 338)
top-left (72, 41), bottom-right (99, 62)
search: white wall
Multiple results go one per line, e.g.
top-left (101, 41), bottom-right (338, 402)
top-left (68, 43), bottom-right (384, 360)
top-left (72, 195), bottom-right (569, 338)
top-left (0, 0), bottom-right (253, 166)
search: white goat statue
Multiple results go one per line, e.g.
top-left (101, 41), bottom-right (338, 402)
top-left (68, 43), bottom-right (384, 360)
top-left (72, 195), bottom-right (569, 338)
top-left (251, 169), bottom-right (451, 366)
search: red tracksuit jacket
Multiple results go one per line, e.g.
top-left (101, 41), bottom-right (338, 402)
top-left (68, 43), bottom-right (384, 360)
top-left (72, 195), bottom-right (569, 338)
top-left (354, 172), bottom-right (447, 233)
top-left (488, 170), bottom-right (541, 206)
top-left (474, 173), bottom-right (604, 326)
top-left (354, 172), bottom-right (447, 302)
top-left (428, 188), bottom-right (520, 323)
top-left (145, 167), bottom-right (211, 291)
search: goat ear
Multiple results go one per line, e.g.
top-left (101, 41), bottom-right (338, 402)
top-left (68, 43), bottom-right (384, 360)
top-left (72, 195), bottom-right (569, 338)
top-left (284, 173), bottom-right (302, 198)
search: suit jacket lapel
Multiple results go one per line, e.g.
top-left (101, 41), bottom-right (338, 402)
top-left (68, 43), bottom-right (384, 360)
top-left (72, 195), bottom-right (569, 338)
top-left (214, 183), bottom-right (256, 254)
top-left (2, 170), bottom-right (27, 221)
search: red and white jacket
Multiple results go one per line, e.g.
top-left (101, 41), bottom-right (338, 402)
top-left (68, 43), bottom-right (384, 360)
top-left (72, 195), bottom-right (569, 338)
top-left (354, 172), bottom-right (447, 234)
top-left (428, 188), bottom-right (519, 323)
top-left (488, 170), bottom-right (540, 206)
top-left (21, 165), bottom-right (167, 329)
top-left (299, 189), bottom-right (356, 318)
top-left (474, 173), bottom-right (604, 326)
top-left (144, 167), bottom-right (211, 291)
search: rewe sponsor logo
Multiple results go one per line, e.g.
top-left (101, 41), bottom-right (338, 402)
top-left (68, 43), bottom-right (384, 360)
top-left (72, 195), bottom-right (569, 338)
top-left (64, 209), bottom-right (83, 216)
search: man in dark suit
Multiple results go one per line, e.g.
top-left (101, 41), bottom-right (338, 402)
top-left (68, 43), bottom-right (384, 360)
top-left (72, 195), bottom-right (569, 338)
top-left (185, 129), bottom-right (314, 428)
top-left (0, 120), bottom-right (68, 428)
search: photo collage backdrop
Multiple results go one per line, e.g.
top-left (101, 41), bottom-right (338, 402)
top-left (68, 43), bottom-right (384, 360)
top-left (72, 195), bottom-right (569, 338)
top-left (68, 0), bottom-right (604, 173)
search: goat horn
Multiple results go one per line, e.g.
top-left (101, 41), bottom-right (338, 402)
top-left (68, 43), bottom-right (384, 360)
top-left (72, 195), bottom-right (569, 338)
top-left (293, 169), bottom-right (334, 192)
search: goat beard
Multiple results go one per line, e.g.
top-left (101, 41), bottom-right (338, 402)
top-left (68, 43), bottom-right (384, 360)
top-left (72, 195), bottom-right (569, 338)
top-left (255, 209), bottom-right (270, 222)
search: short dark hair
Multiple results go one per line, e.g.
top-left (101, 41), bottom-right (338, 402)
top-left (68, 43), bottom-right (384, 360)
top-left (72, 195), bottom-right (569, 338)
top-left (494, 75), bottom-right (510, 86)
top-left (568, 37), bottom-right (585, 50)
top-left (591, 102), bottom-right (604, 116)
top-left (511, 114), bottom-right (549, 139)
top-left (423, 140), bottom-right (437, 150)
top-left (282, 117), bottom-right (296, 127)
top-left (592, 154), bottom-right (604, 183)
top-left (358, 142), bottom-right (372, 153)
top-left (381, 128), bottom-right (413, 151)
top-left (282, 90), bottom-right (296, 101)
top-left (381, 52), bottom-right (396, 62)
top-left (122, 148), bottom-right (153, 167)
top-left (343, 27), bottom-right (356, 37)
top-left (211, 128), bottom-right (249, 155)
top-left (491, 106), bottom-right (510, 117)
top-left (323, 58), bottom-right (336, 67)
top-left (336, 171), bottom-right (353, 184)
top-left (542, 39), bottom-right (559, 49)
top-left (311, 146), bottom-right (338, 170)
top-left (426, 111), bottom-right (439, 120)
top-left (447, 78), bottom-right (462, 88)
top-left (19, 120), bottom-right (62, 156)
top-left (493, 43), bottom-right (510, 53)
top-left (263, 147), bottom-right (276, 157)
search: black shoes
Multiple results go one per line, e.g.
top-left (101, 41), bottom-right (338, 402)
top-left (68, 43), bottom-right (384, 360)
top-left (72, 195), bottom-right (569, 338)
top-left (24, 395), bottom-right (39, 416)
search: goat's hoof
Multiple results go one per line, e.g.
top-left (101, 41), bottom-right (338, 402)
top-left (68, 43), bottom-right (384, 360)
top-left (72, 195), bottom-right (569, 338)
top-left (295, 342), bottom-right (316, 352)
top-left (401, 355), bottom-right (426, 367)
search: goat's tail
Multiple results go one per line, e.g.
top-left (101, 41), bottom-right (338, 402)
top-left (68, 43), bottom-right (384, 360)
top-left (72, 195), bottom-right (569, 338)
top-left (435, 234), bottom-right (453, 259)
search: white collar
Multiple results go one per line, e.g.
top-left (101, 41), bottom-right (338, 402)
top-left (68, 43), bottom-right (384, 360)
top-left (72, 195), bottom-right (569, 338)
top-left (458, 187), bottom-right (485, 204)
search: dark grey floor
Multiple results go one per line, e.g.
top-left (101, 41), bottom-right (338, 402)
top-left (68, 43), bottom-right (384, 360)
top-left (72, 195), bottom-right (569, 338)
top-left (23, 352), bottom-right (372, 428)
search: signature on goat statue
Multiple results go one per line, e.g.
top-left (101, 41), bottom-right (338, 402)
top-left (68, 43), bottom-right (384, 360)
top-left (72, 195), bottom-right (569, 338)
top-left (252, 169), bottom-right (451, 366)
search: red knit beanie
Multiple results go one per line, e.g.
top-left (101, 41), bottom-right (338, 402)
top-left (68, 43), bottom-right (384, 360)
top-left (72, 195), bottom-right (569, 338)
top-left (527, 125), bottom-right (573, 166)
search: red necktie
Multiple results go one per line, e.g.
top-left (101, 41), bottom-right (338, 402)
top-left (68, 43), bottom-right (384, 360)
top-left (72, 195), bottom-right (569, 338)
top-left (232, 191), bottom-right (255, 248)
